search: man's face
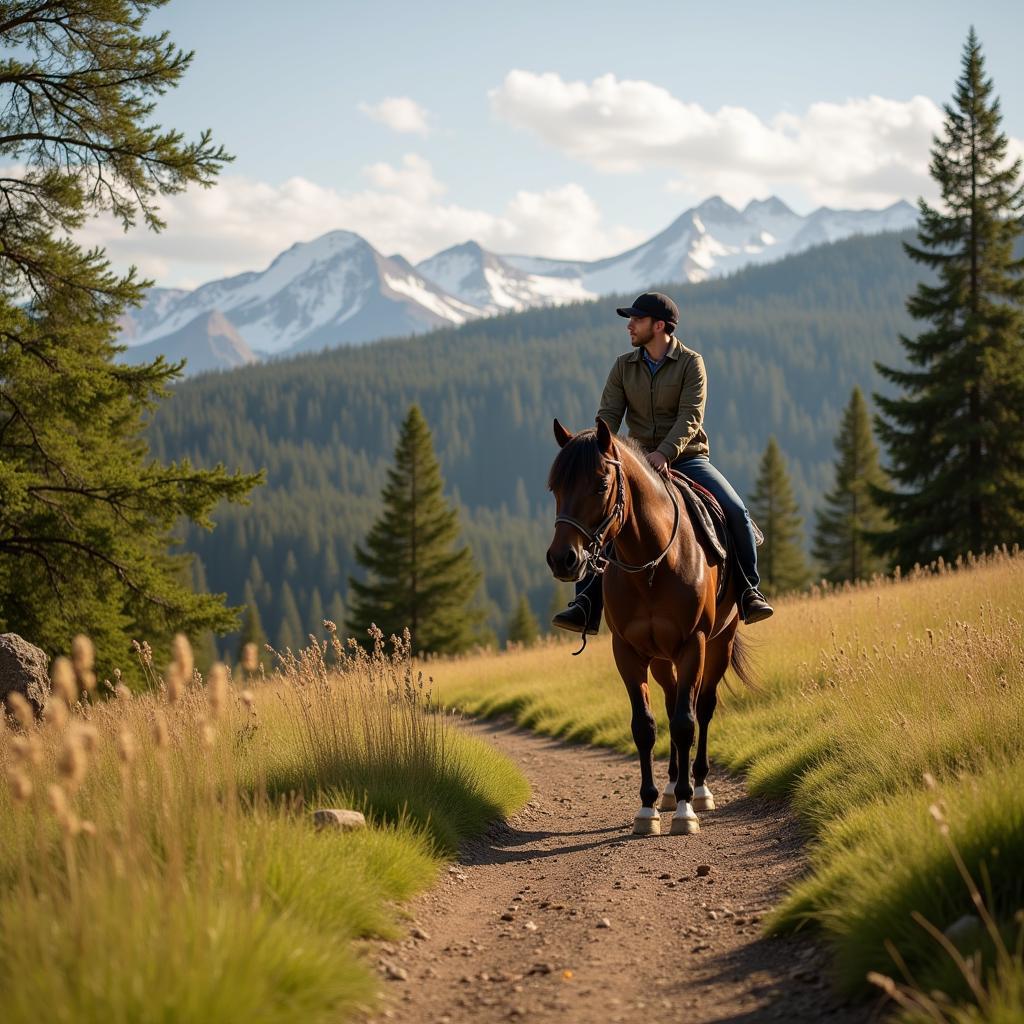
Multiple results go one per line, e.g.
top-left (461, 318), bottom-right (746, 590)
top-left (628, 315), bottom-right (656, 347)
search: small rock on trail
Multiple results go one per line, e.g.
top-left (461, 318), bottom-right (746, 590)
top-left (372, 718), bottom-right (869, 1024)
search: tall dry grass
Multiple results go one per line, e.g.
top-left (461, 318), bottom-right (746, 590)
top-left (0, 624), bottom-right (528, 1023)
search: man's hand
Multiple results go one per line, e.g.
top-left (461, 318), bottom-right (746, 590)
top-left (646, 451), bottom-right (669, 475)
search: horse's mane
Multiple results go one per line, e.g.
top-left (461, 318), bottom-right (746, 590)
top-left (547, 429), bottom-right (660, 491)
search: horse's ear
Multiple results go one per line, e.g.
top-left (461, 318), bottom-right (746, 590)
top-left (553, 419), bottom-right (573, 449)
top-left (596, 417), bottom-right (613, 454)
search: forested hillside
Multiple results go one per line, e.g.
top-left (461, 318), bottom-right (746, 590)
top-left (148, 230), bottom-right (921, 650)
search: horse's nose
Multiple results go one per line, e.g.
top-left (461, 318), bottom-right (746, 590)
top-left (546, 544), bottom-right (580, 580)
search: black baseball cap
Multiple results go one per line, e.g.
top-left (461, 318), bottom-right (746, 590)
top-left (616, 292), bottom-right (679, 327)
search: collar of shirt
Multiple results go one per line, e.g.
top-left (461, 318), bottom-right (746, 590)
top-left (642, 348), bottom-right (668, 374)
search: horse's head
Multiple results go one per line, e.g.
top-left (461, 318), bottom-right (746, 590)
top-left (545, 417), bottom-right (621, 582)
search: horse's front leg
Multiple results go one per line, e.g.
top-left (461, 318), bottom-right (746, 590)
top-left (669, 632), bottom-right (706, 835)
top-left (651, 659), bottom-right (679, 811)
top-left (692, 632), bottom-right (734, 812)
top-left (612, 635), bottom-right (658, 835)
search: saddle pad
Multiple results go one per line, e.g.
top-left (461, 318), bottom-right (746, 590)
top-left (669, 471), bottom-right (728, 563)
top-left (669, 471), bottom-right (765, 549)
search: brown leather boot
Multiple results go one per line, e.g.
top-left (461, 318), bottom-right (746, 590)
top-left (741, 588), bottom-right (774, 624)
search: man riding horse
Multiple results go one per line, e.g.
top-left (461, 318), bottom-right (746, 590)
top-left (551, 291), bottom-right (774, 635)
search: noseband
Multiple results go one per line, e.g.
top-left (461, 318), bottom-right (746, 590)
top-left (554, 455), bottom-right (681, 586)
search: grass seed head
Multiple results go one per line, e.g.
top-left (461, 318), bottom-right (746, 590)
top-left (115, 682), bottom-right (132, 701)
top-left (73, 723), bottom-right (99, 754)
top-left (152, 711), bottom-right (169, 749)
top-left (5, 692), bottom-right (36, 731)
top-left (240, 642), bottom-right (259, 673)
top-left (165, 663), bottom-right (184, 704)
top-left (44, 698), bottom-right (69, 731)
top-left (207, 662), bottom-right (229, 718)
top-left (51, 657), bottom-right (78, 705)
top-left (172, 633), bottom-right (194, 682)
top-left (57, 733), bottom-right (88, 792)
top-left (9, 734), bottom-right (43, 767)
top-left (46, 782), bottom-right (68, 819)
top-left (71, 634), bottom-right (97, 692)
top-left (116, 728), bottom-right (136, 765)
top-left (5, 766), bottom-right (32, 804)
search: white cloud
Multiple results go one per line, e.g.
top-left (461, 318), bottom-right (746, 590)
top-left (357, 96), bottom-right (432, 135)
top-left (362, 153), bottom-right (445, 203)
top-left (73, 158), bottom-right (640, 287)
top-left (490, 70), bottom-right (963, 209)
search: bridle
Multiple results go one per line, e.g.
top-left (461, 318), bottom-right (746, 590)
top-left (554, 454), bottom-right (681, 587)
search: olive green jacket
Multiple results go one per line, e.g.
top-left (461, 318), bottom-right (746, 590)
top-left (596, 337), bottom-right (710, 462)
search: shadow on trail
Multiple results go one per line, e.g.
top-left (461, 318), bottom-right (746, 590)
top-left (462, 819), bottom-right (629, 867)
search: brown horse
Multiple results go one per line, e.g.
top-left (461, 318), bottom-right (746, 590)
top-left (545, 418), bottom-right (753, 835)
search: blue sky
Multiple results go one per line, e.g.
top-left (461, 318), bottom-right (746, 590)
top-left (80, 0), bottom-right (1024, 286)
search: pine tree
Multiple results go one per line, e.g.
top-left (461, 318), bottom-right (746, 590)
top-left (506, 595), bottom-right (540, 647)
top-left (749, 437), bottom-right (810, 595)
top-left (874, 29), bottom-right (1024, 565)
top-left (813, 388), bottom-right (890, 582)
top-left (236, 582), bottom-right (267, 671)
top-left (276, 581), bottom-right (303, 653)
top-left (347, 405), bottom-right (483, 654)
top-left (0, 3), bottom-right (261, 676)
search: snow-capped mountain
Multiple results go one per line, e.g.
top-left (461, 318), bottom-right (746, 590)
top-left (415, 240), bottom-right (593, 313)
top-left (120, 196), bottom-right (917, 375)
top-left (123, 231), bottom-right (480, 358)
top-left (501, 196), bottom-right (915, 293)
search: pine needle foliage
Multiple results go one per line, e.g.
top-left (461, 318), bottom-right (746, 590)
top-left (813, 387), bottom-right (890, 583)
top-left (347, 406), bottom-right (483, 654)
top-left (749, 437), bottom-right (810, 595)
top-left (506, 594), bottom-right (540, 647)
top-left (0, 1), bottom-right (262, 675)
top-left (874, 29), bottom-right (1024, 566)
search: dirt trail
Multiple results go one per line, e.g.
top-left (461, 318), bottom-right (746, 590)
top-left (372, 719), bottom-right (876, 1024)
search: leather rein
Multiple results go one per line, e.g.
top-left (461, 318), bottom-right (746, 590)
top-left (554, 455), bottom-right (681, 587)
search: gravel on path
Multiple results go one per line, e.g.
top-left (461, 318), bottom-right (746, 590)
top-left (371, 718), bottom-right (879, 1024)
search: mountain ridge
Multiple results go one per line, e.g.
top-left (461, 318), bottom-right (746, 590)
top-left (121, 196), bottom-right (917, 373)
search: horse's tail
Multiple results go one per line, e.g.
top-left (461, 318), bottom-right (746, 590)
top-left (729, 632), bottom-right (759, 691)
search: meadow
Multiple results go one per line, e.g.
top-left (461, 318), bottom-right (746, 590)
top-left (433, 550), bottom-right (1024, 1022)
top-left (0, 626), bottom-right (529, 1024)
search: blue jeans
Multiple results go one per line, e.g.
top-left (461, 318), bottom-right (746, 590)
top-left (570, 456), bottom-right (760, 625)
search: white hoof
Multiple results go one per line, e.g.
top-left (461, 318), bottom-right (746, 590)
top-left (633, 806), bottom-right (661, 836)
top-left (692, 785), bottom-right (716, 812)
top-left (670, 802), bottom-right (700, 836)
top-left (659, 780), bottom-right (678, 811)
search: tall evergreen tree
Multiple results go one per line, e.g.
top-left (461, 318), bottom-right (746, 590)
top-left (276, 581), bottom-right (302, 653)
top-left (506, 595), bottom-right (540, 647)
top-left (236, 582), bottom-right (267, 669)
top-left (347, 405), bottom-right (483, 654)
top-left (874, 29), bottom-right (1024, 565)
top-left (813, 388), bottom-right (890, 582)
top-left (0, 2), bottom-right (261, 676)
top-left (749, 437), bottom-right (810, 595)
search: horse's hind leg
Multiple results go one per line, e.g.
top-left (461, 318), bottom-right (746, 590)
top-left (669, 632), bottom-right (706, 835)
top-left (651, 659), bottom-right (678, 811)
top-left (693, 631), bottom-right (734, 812)
top-left (612, 636), bottom-right (659, 835)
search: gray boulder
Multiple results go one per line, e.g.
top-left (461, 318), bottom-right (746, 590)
top-left (0, 633), bottom-right (50, 711)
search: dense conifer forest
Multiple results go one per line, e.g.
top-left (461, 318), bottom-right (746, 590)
top-left (147, 230), bottom-right (921, 650)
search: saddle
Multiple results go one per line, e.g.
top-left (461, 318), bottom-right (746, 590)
top-left (668, 470), bottom-right (765, 602)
